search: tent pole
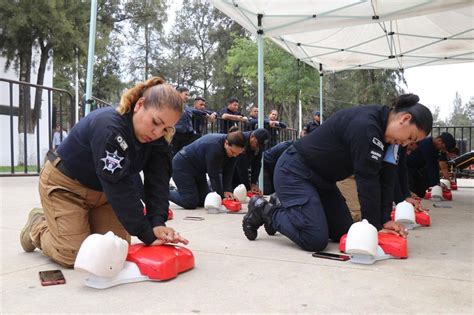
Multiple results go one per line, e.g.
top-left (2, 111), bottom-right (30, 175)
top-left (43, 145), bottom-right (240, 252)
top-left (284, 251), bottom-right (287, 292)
top-left (319, 63), bottom-right (323, 123)
top-left (85, 0), bottom-right (97, 116)
top-left (298, 89), bottom-right (302, 134)
top-left (257, 14), bottom-right (265, 192)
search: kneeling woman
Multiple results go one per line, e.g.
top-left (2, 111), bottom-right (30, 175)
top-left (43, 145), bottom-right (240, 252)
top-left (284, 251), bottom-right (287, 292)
top-left (243, 94), bottom-right (432, 251)
top-left (20, 77), bottom-right (188, 267)
top-left (170, 131), bottom-right (246, 209)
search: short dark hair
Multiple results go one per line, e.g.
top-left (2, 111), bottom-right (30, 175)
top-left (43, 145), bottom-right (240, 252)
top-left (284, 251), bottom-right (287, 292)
top-left (227, 97), bottom-right (239, 104)
top-left (226, 130), bottom-right (246, 147)
top-left (176, 86), bottom-right (189, 93)
top-left (391, 94), bottom-right (433, 135)
top-left (194, 96), bottom-right (206, 102)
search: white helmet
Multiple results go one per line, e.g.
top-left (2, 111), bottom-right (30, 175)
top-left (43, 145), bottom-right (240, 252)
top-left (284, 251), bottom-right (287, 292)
top-left (345, 219), bottom-right (378, 257)
top-left (431, 185), bottom-right (443, 199)
top-left (75, 231), bottom-right (128, 278)
top-left (233, 184), bottom-right (247, 203)
top-left (204, 192), bottom-right (222, 210)
top-left (394, 201), bottom-right (415, 223)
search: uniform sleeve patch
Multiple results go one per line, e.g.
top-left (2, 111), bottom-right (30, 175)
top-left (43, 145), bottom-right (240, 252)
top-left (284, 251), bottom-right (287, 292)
top-left (101, 150), bottom-right (124, 174)
top-left (372, 137), bottom-right (384, 150)
top-left (115, 134), bottom-right (129, 151)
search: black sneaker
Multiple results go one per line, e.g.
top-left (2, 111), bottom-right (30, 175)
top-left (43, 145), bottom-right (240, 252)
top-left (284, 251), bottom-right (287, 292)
top-left (242, 196), bottom-right (267, 240)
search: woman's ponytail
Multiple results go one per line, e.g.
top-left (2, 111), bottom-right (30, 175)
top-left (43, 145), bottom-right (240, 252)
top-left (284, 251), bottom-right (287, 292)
top-left (116, 77), bottom-right (166, 115)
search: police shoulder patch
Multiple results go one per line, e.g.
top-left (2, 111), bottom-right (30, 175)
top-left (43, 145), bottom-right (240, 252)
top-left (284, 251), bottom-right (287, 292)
top-left (100, 150), bottom-right (124, 174)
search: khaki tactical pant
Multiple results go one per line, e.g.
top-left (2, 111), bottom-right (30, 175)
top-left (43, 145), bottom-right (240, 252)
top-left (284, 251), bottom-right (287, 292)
top-left (337, 176), bottom-right (361, 222)
top-left (31, 159), bottom-right (130, 267)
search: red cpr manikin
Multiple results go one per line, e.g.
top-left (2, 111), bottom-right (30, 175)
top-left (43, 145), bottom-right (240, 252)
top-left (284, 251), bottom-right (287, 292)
top-left (390, 201), bottom-right (430, 228)
top-left (424, 185), bottom-right (453, 200)
top-left (338, 220), bottom-right (408, 264)
top-left (75, 232), bottom-right (194, 289)
top-left (204, 192), bottom-right (242, 213)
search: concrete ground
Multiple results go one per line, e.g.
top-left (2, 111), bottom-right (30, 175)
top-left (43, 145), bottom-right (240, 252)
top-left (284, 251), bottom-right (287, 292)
top-left (1, 176), bottom-right (473, 314)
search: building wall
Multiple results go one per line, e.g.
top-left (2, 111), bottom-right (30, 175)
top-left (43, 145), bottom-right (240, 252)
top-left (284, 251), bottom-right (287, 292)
top-left (0, 49), bottom-right (53, 168)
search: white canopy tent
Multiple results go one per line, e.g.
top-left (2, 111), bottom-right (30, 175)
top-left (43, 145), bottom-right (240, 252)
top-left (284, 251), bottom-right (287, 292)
top-left (210, 0), bottom-right (473, 189)
top-left (211, 0), bottom-right (473, 119)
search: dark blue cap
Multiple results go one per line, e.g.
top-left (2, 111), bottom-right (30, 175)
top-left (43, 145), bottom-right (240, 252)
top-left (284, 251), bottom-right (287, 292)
top-left (313, 110), bottom-right (320, 116)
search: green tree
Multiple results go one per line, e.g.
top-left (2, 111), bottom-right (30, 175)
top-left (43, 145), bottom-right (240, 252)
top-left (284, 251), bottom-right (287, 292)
top-left (448, 92), bottom-right (471, 126)
top-left (163, 0), bottom-right (218, 99)
top-left (54, 1), bottom-right (124, 107)
top-left (226, 37), bottom-right (320, 127)
top-left (207, 9), bottom-right (248, 110)
top-left (121, 0), bottom-right (168, 81)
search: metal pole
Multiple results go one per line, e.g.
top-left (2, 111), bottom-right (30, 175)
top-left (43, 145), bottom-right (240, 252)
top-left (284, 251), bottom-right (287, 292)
top-left (257, 14), bottom-right (265, 192)
top-left (75, 48), bottom-right (79, 123)
top-left (319, 63), bottom-right (323, 123)
top-left (85, 0), bottom-right (97, 116)
top-left (298, 89), bottom-right (302, 134)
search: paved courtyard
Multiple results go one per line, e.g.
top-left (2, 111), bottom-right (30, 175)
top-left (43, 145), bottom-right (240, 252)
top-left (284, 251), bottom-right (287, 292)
top-left (1, 176), bottom-right (473, 313)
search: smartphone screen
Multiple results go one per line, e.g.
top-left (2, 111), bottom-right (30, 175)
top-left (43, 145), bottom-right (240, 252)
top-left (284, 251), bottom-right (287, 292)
top-left (312, 251), bottom-right (350, 261)
top-left (39, 270), bottom-right (66, 286)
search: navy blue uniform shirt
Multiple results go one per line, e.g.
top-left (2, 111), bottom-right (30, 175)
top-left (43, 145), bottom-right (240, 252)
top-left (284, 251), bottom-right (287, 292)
top-left (181, 133), bottom-right (237, 197)
top-left (264, 140), bottom-right (294, 174)
top-left (57, 107), bottom-right (171, 245)
top-left (218, 107), bottom-right (242, 133)
top-left (175, 105), bottom-right (194, 134)
top-left (293, 105), bottom-right (393, 229)
top-left (234, 131), bottom-right (262, 190)
top-left (175, 105), bottom-right (210, 134)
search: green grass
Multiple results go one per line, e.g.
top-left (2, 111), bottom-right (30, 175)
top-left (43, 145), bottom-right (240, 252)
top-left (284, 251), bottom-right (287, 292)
top-left (0, 165), bottom-right (39, 173)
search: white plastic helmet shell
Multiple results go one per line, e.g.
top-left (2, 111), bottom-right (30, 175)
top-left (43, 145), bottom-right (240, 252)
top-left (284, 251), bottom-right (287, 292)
top-left (431, 185), bottom-right (443, 199)
top-left (394, 201), bottom-right (416, 223)
top-left (345, 219), bottom-right (378, 257)
top-left (233, 184), bottom-right (247, 203)
top-left (74, 231), bottom-right (128, 278)
top-left (204, 192), bottom-right (222, 210)
top-left (440, 179), bottom-right (451, 190)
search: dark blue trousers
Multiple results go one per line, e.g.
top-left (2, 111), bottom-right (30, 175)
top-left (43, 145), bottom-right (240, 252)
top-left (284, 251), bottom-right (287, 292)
top-left (272, 146), bottom-right (353, 251)
top-left (169, 152), bottom-right (209, 209)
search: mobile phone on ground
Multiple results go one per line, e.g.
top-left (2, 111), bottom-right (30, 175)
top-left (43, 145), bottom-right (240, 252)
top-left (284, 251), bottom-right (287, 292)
top-left (312, 251), bottom-right (350, 261)
top-left (39, 270), bottom-right (66, 286)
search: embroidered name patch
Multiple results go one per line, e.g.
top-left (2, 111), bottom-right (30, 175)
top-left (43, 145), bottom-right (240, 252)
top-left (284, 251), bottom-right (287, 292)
top-left (100, 150), bottom-right (124, 174)
top-left (370, 150), bottom-right (382, 161)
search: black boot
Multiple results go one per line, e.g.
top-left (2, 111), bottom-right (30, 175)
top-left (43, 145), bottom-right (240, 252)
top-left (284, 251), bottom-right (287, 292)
top-left (262, 204), bottom-right (277, 236)
top-left (269, 193), bottom-right (281, 208)
top-left (264, 193), bottom-right (279, 236)
top-left (242, 196), bottom-right (267, 240)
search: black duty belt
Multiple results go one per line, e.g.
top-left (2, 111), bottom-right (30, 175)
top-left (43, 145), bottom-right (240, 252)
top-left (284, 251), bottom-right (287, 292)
top-left (46, 151), bottom-right (75, 180)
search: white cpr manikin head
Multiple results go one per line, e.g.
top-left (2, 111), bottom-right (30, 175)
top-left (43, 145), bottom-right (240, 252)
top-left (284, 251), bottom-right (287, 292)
top-left (395, 201), bottom-right (416, 223)
top-left (440, 179), bottom-right (451, 189)
top-left (345, 219), bottom-right (378, 257)
top-left (233, 184), bottom-right (247, 203)
top-left (431, 185), bottom-right (443, 199)
top-left (204, 192), bottom-right (222, 210)
top-left (74, 231), bottom-right (128, 278)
